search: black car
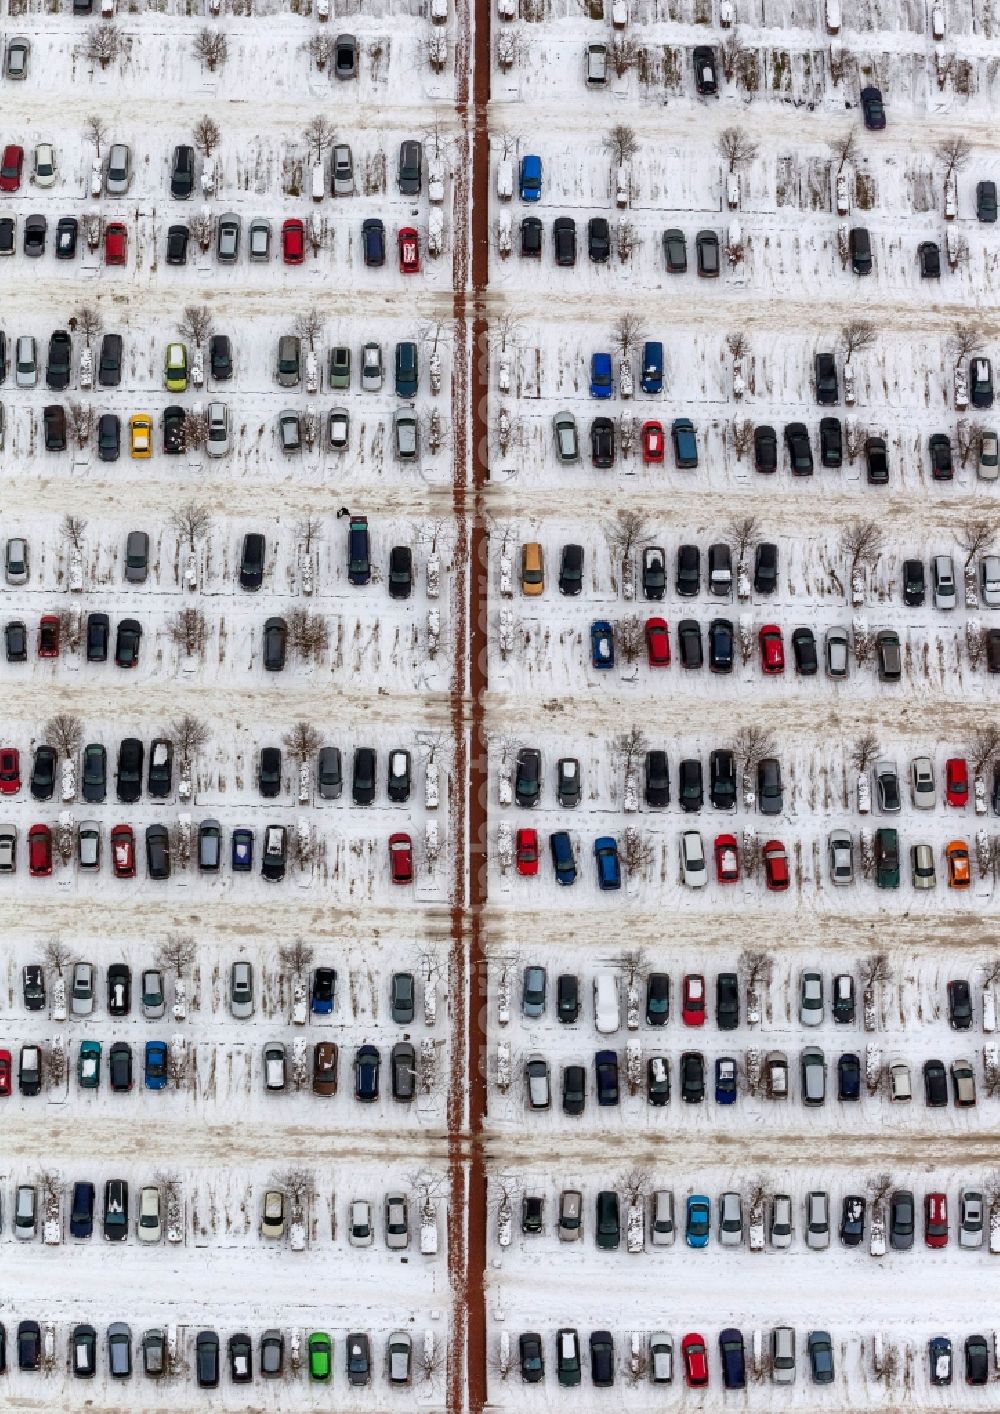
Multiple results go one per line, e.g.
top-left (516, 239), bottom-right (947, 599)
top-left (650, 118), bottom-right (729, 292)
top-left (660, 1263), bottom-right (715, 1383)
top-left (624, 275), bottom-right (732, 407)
top-left (558, 543), bottom-right (584, 596)
top-left (754, 542), bottom-right (778, 594)
top-left (258, 746), bottom-right (282, 798)
top-left (263, 616), bottom-right (286, 672)
top-left (646, 973), bottom-right (669, 1026)
top-left (817, 416), bottom-right (841, 468)
top-left (754, 423), bottom-right (778, 473)
top-left (784, 422), bottom-right (813, 474)
top-left (708, 617), bottom-right (733, 673)
top-left (387, 747), bottom-right (411, 803)
top-left (348, 515), bottom-right (370, 585)
top-left (98, 333), bottom-right (123, 387)
top-left (97, 411), bottom-right (120, 461)
top-left (849, 225), bottom-right (872, 275)
top-left (662, 227), bottom-right (687, 272)
top-left (557, 973), bottom-right (579, 1023)
top-left (70, 1180), bottom-right (95, 1237)
top-left (815, 352), bottom-right (838, 404)
top-left (832, 974), bottom-right (855, 1023)
top-left (148, 739), bottom-right (173, 798)
top-left (24, 214), bottom-right (46, 256)
top-left (590, 417), bottom-right (613, 467)
top-left (889, 1189), bottom-right (914, 1249)
top-left (229, 1332), bottom-right (252, 1384)
top-left (792, 626), bottom-right (818, 675)
top-left (196, 1331), bottom-right (220, 1389)
top-left (676, 543), bottom-right (700, 596)
top-left (145, 825), bottom-right (170, 880)
top-left (82, 743), bottom-right (107, 803)
top-left (44, 404), bottom-right (67, 450)
top-left (918, 240), bottom-right (940, 277)
top-left (388, 545), bottom-right (413, 599)
top-left (18, 1321), bottom-right (41, 1371)
top-left (588, 217), bottom-right (610, 262)
top-left (562, 1063), bottom-right (585, 1114)
top-left (642, 545), bottom-right (666, 599)
top-left (553, 216), bottom-right (576, 267)
top-left (837, 1051), bottom-right (860, 1100)
top-left (520, 216), bottom-right (542, 258)
top-left (693, 44), bottom-right (718, 94)
top-left (103, 1178), bottom-right (128, 1241)
top-left (108, 963), bottom-right (131, 1016)
top-left (354, 1043), bottom-right (380, 1101)
top-left (677, 619), bottom-right (703, 669)
top-left (515, 747), bottom-right (542, 807)
top-left (595, 1190), bottom-right (619, 1246)
top-left (680, 1051), bottom-right (705, 1102)
top-left (709, 749), bottom-right (736, 809)
top-left (519, 1332), bottom-right (544, 1384)
top-left (860, 85), bottom-right (886, 130)
top-left (696, 229), bottom-right (720, 276)
top-left (55, 215), bottom-right (78, 260)
top-left (678, 757), bottom-right (703, 812)
top-left (116, 738), bottom-right (143, 803)
top-left (647, 1055), bottom-right (670, 1105)
top-left (716, 972), bottom-right (739, 1029)
top-left (170, 144), bottom-right (195, 199)
top-left (947, 979), bottom-right (972, 1030)
top-left (23, 964), bottom-right (45, 1011)
top-left (210, 334), bottom-right (233, 380)
top-left (240, 532), bottom-right (265, 590)
top-left (976, 180), bottom-right (997, 223)
top-left (865, 435), bottom-right (888, 484)
top-left (902, 558), bottom-right (925, 606)
top-left (757, 756), bottom-right (783, 814)
top-left (965, 1335), bottom-right (989, 1385)
top-left (45, 330), bottom-right (72, 390)
top-left (362, 217), bottom-right (385, 267)
top-left (0, 214), bottom-right (12, 255)
top-left (352, 746), bottom-right (376, 805)
top-left (929, 432), bottom-right (953, 479)
top-left (594, 1050), bottom-right (619, 1105)
top-left (163, 404), bottom-right (186, 453)
top-left (840, 1194), bottom-right (865, 1246)
top-left (970, 355), bottom-right (994, 409)
top-left (166, 224), bottom-right (189, 265)
top-left (115, 618), bottom-right (141, 669)
top-left (644, 749), bottom-right (669, 808)
top-left (311, 967), bottom-right (336, 1011)
top-left (30, 745), bottom-right (56, 801)
top-left (5, 621), bottom-right (26, 662)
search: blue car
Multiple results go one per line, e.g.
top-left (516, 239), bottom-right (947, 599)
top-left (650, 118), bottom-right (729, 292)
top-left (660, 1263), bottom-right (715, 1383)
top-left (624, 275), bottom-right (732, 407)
top-left (550, 830), bottom-right (577, 885)
top-left (361, 216), bottom-right (386, 266)
top-left (231, 827), bottom-right (253, 872)
top-left (69, 1180), bottom-right (95, 1239)
top-left (594, 836), bottom-right (621, 891)
top-left (590, 352), bottom-right (613, 399)
top-left (519, 154), bottom-right (542, 202)
top-left (594, 1049), bottom-right (619, 1106)
top-left (641, 340), bottom-right (663, 394)
top-left (144, 1041), bottom-right (168, 1091)
top-left (672, 417), bottom-right (698, 467)
top-left (715, 1056), bottom-right (737, 1104)
top-left (719, 1329), bottom-right (746, 1390)
top-left (686, 1194), bottom-right (710, 1248)
top-left (590, 620), bottom-right (614, 670)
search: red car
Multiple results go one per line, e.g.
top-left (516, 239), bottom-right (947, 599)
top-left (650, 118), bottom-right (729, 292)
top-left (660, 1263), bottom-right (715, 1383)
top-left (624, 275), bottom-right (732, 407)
top-left (645, 617), bottom-right (670, 667)
top-left (763, 838), bottom-right (789, 891)
top-left (111, 824), bottom-right (136, 879)
top-left (681, 974), bottom-right (706, 1026)
top-left (641, 419), bottom-right (664, 463)
top-left (759, 624), bottom-right (785, 675)
top-left (388, 832), bottom-right (413, 884)
top-left (104, 220), bottom-right (127, 266)
top-left (0, 144), bottom-right (23, 194)
top-left (28, 824), bottom-right (52, 877)
top-left (945, 757), bottom-right (968, 807)
top-left (682, 1333), bottom-right (708, 1388)
top-left (38, 615), bottom-right (59, 658)
top-left (714, 832), bottom-right (739, 883)
top-left (0, 748), bottom-right (20, 795)
top-left (281, 217), bottom-right (305, 265)
top-left (925, 1192), bottom-right (948, 1248)
top-left (516, 827), bottom-right (539, 877)
top-left (398, 226), bottom-right (420, 274)
top-left (0, 1049), bottom-right (10, 1095)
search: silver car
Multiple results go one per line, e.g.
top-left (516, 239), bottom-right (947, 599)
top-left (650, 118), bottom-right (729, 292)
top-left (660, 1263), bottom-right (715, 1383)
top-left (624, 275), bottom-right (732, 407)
top-left (14, 1184), bottom-right (36, 1240)
top-left (772, 1326), bottom-right (796, 1385)
top-left (384, 1192), bottom-right (409, 1249)
top-left (394, 409), bottom-right (417, 461)
top-left (248, 217), bottom-right (271, 262)
top-left (361, 341), bottom-right (383, 391)
top-left (105, 143), bottom-right (131, 196)
top-left (0, 824), bottom-right (16, 872)
top-left (332, 143), bottom-right (354, 196)
top-left (911, 842), bottom-right (936, 889)
top-left (910, 755), bottom-right (936, 809)
top-left (799, 971), bottom-right (823, 1025)
top-left (718, 1191), bottom-right (743, 1247)
top-left (205, 401), bottom-right (230, 458)
top-left (552, 410), bottom-right (579, 462)
top-left (141, 969), bottom-right (165, 1019)
top-left (960, 1189), bottom-right (984, 1248)
top-left (278, 410), bottom-right (301, 453)
top-left (827, 830), bottom-right (853, 886)
top-left (650, 1188), bottom-right (674, 1247)
top-left (78, 820), bottom-right (101, 870)
top-left (6, 36), bottom-right (29, 79)
top-left (276, 334), bottom-right (301, 388)
top-left (801, 1046), bottom-right (826, 1105)
top-left (71, 961), bottom-right (95, 1018)
top-left (525, 1053), bottom-right (550, 1109)
top-left (558, 1188), bottom-right (583, 1242)
top-left (387, 1331), bottom-right (411, 1384)
top-left (230, 961), bottom-right (254, 1019)
top-left (932, 553), bottom-right (956, 609)
top-left (14, 335), bottom-right (36, 389)
top-left (348, 1198), bottom-right (373, 1247)
top-left (981, 554), bottom-right (1000, 608)
top-left (825, 625), bottom-right (849, 678)
top-left (770, 1193), bottom-right (793, 1249)
top-left (649, 1332), bottom-right (672, 1384)
top-left (5, 534), bottom-right (28, 582)
top-left (217, 212), bottom-right (241, 263)
top-left (805, 1190), bottom-right (830, 1249)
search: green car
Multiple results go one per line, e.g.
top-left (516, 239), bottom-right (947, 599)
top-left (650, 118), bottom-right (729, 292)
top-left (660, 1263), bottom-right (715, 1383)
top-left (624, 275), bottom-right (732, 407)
top-left (308, 1332), bottom-right (332, 1383)
top-left (328, 345), bottom-right (351, 390)
top-left (875, 828), bottom-right (900, 889)
top-left (78, 1040), bottom-right (101, 1089)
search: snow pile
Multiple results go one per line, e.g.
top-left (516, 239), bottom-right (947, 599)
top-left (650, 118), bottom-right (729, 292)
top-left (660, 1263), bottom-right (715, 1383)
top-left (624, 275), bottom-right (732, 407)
top-left (497, 758), bottom-right (513, 808)
top-left (625, 1202), bottom-right (643, 1254)
top-left (870, 1201), bottom-right (886, 1258)
top-left (165, 1183), bottom-right (183, 1245)
top-left (857, 772), bottom-right (871, 813)
top-left (292, 1038), bottom-right (308, 1089)
top-left (295, 818), bottom-right (312, 870)
top-left (497, 1190), bottom-right (512, 1248)
top-left (983, 1047), bottom-right (999, 1095)
top-left (427, 608), bottom-right (441, 657)
top-left (424, 978), bottom-right (437, 1028)
top-left (748, 1192), bottom-right (764, 1253)
top-left (498, 607), bottom-right (513, 658)
top-left (426, 552), bottom-right (440, 599)
top-left (425, 761), bottom-right (439, 810)
top-left (496, 822), bottom-right (513, 876)
top-left (745, 1047), bottom-right (761, 1096)
top-left (291, 973), bottom-right (308, 1026)
top-left (866, 1045), bottom-right (882, 1094)
top-left (623, 771), bottom-right (638, 814)
top-left (984, 988), bottom-right (996, 1035)
top-left (625, 981), bottom-right (639, 1032)
top-left (975, 777), bottom-right (987, 815)
top-left (52, 977), bottom-right (66, 1023)
top-left (298, 762), bottom-right (310, 805)
top-left (425, 821), bottom-right (440, 872)
top-left (495, 1041), bottom-right (511, 1093)
top-left (172, 980), bottom-right (187, 1023)
top-left (625, 1041), bottom-right (641, 1096)
top-left (420, 1200), bottom-right (438, 1255)
top-left (978, 830), bottom-right (992, 876)
top-left (42, 1177), bottom-right (61, 1246)
top-left (420, 1037), bottom-right (437, 1094)
top-left (497, 966), bottom-right (511, 1026)
top-left (168, 1034), bottom-right (188, 1085)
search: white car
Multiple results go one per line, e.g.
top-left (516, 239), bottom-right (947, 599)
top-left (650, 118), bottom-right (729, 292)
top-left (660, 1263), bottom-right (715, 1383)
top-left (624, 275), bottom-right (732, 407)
top-left (205, 401), bottom-right (230, 459)
top-left (105, 142), bottom-right (131, 196)
top-left (361, 341), bottom-right (383, 391)
top-left (70, 962), bottom-right (95, 1018)
top-left (910, 755), bottom-right (936, 809)
top-left (348, 1198), bottom-right (373, 1247)
top-left (329, 406), bottom-right (349, 451)
top-left (981, 554), bottom-right (1000, 608)
top-left (679, 830), bottom-right (707, 887)
top-left (770, 1193), bottom-right (793, 1249)
top-left (889, 1060), bottom-right (912, 1101)
top-left (261, 1189), bottom-right (286, 1239)
top-left (960, 1189), bottom-right (984, 1248)
top-left (718, 1191), bottom-right (743, 1247)
top-left (0, 824), bottom-right (16, 872)
top-left (14, 335), bottom-right (36, 389)
top-left (593, 973), bottom-right (619, 1034)
top-left (33, 143), bottom-right (56, 188)
top-left (263, 1042), bottom-right (286, 1091)
top-left (805, 1190), bottom-right (830, 1250)
top-left (827, 830), bottom-right (853, 886)
top-left (384, 1192), bottom-right (409, 1249)
top-left (649, 1189), bottom-right (674, 1247)
top-left (394, 409), bottom-right (417, 460)
top-left (137, 1185), bottom-right (161, 1243)
top-left (14, 1184), bottom-right (36, 1240)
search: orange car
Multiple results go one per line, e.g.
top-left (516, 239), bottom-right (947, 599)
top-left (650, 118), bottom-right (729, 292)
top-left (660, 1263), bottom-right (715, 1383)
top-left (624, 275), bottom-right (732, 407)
top-left (946, 840), bottom-right (971, 889)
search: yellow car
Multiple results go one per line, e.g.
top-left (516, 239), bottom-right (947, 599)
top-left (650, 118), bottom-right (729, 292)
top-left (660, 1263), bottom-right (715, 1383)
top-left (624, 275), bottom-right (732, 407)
top-left (521, 542), bottom-right (544, 596)
top-left (164, 341), bottom-right (188, 393)
top-left (128, 413), bottom-right (152, 459)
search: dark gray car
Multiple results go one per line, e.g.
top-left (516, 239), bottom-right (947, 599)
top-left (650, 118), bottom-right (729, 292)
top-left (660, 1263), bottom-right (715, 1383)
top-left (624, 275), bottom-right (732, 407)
top-left (317, 746), bottom-right (342, 800)
top-left (398, 140), bottom-right (422, 195)
top-left (124, 530), bottom-right (149, 584)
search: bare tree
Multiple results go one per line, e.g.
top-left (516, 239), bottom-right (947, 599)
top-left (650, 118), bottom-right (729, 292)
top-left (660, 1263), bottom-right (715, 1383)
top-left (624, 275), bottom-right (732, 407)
top-left (179, 305), bottom-right (212, 347)
top-left (44, 1043), bottom-right (66, 1088)
top-left (296, 517), bottom-right (321, 554)
top-left (168, 608), bottom-right (207, 657)
top-left (972, 726), bottom-right (1000, 774)
top-left (616, 949), bottom-right (649, 989)
top-left (84, 114), bottom-right (107, 157)
top-left (718, 126), bottom-right (759, 171)
top-left (958, 518), bottom-right (996, 565)
top-left (85, 24), bottom-right (121, 68)
top-left (171, 501), bottom-right (211, 551)
top-left (183, 408), bottom-right (208, 452)
top-left (193, 115), bottom-right (221, 158)
top-left (727, 331), bottom-right (750, 361)
top-left (727, 514), bottom-right (760, 562)
top-left (841, 320), bottom-right (877, 363)
top-left (489, 312), bottom-right (521, 354)
top-left (303, 115), bottom-right (335, 164)
top-left (952, 323), bottom-right (982, 368)
top-left (734, 726), bottom-right (776, 776)
top-left (43, 939), bottom-right (71, 975)
top-left (617, 219), bottom-right (638, 262)
top-left (608, 38), bottom-right (639, 79)
top-left (936, 134), bottom-right (972, 181)
top-left (603, 123), bottom-right (639, 166)
top-left (61, 515), bottom-right (87, 551)
top-left (67, 401), bottom-right (92, 449)
top-left (287, 608), bottom-right (330, 662)
top-left (851, 731), bottom-right (880, 773)
top-left (862, 953), bottom-right (890, 989)
top-left (488, 1342), bottom-right (515, 1381)
top-left (956, 419), bottom-right (983, 469)
top-left (829, 128), bottom-right (858, 173)
top-left (158, 934), bottom-right (196, 974)
top-left (622, 828), bottom-right (655, 876)
top-left (193, 27), bottom-right (228, 70)
top-left (740, 949), bottom-right (773, 992)
top-left (720, 28), bottom-right (747, 81)
top-left (614, 616), bottom-right (643, 664)
top-left (307, 33), bottom-right (332, 70)
top-left (170, 714), bottom-right (209, 764)
top-left (840, 518), bottom-right (884, 570)
top-left (605, 509), bottom-right (649, 563)
top-left (284, 721), bottom-right (321, 763)
top-left (279, 939), bottom-right (315, 976)
top-left (46, 714), bottom-right (82, 759)
top-left (294, 308), bottom-right (323, 351)
top-left (609, 725), bottom-right (648, 780)
top-left (73, 304), bottom-right (102, 347)
top-left (611, 313), bottom-right (646, 359)
top-left (418, 1340), bottom-right (446, 1384)
top-left (618, 1167), bottom-right (652, 1206)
